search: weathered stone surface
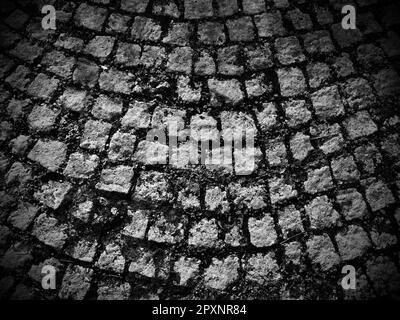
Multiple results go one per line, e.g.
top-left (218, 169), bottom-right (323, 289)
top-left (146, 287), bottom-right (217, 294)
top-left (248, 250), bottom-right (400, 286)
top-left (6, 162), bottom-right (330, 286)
top-left (244, 253), bottom-right (281, 284)
top-left (32, 213), bottom-right (68, 249)
top-left (306, 196), bottom-right (340, 230)
top-left (173, 256), bottom-right (200, 286)
top-left (122, 209), bottom-right (149, 239)
top-left (97, 281), bottom-right (131, 300)
top-left (208, 78), bottom-right (244, 105)
top-left (64, 153), bottom-right (99, 179)
top-left (335, 225), bottom-right (371, 261)
top-left (34, 181), bottom-right (72, 210)
top-left (248, 214), bottom-right (277, 247)
top-left (59, 265), bottom-right (93, 300)
top-left (7, 202), bottom-right (39, 231)
top-left (204, 255), bottom-right (240, 290)
top-left (96, 166), bottom-right (134, 194)
top-left (148, 212), bottom-right (186, 244)
top-left (189, 218), bottom-right (219, 247)
top-left (80, 120), bottom-right (112, 152)
top-left (96, 243), bottom-right (125, 273)
top-left (306, 234), bottom-right (340, 271)
top-left (304, 166), bottom-right (334, 194)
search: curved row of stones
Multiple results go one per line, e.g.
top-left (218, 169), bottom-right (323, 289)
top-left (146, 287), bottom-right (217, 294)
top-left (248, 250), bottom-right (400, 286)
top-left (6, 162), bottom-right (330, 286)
top-left (0, 0), bottom-right (400, 299)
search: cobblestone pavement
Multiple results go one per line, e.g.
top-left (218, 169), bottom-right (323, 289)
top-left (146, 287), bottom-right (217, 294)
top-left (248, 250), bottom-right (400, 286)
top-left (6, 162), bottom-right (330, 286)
top-left (0, 0), bottom-right (400, 300)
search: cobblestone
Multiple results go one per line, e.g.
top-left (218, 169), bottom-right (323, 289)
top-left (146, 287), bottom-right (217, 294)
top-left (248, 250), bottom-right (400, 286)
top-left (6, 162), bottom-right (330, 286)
top-left (1, 0), bottom-right (400, 300)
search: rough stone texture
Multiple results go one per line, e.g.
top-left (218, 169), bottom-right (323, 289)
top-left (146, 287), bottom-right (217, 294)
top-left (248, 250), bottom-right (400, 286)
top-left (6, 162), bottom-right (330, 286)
top-left (1, 0), bottom-right (400, 301)
top-left (306, 196), bottom-right (340, 230)
top-left (306, 234), bottom-right (340, 271)
top-left (95, 243), bottom-right (125, 273)
top-left (80, 120), bottom-right (112, 152)
top-left (248, 215), bottom-right (277, 247)
top-left (189, 218), bottom-right (219, 247)
top-left (204, 255), bottom-right (240, 290)
top-left (304, 166), bottom-right (334, 194)
top-left (28, 140), bottom-right (67, 172)
top-left (335, 225), bottom-right (371, 261)
top-left (96, 166), bottom-right (134, 194)
top-left (34, 181), bottom-right (72, 210)
top-left (31, 213), bottom-right (68, 249)
top-left (244, 253), bottom-right (281, 284)
top-left (59, 265), bottom-right (93, 300)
